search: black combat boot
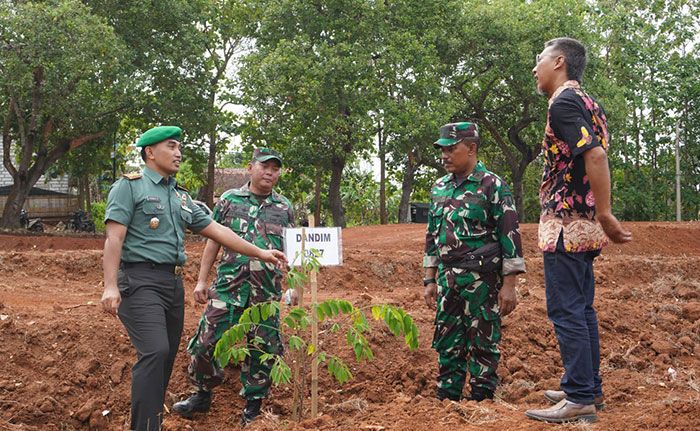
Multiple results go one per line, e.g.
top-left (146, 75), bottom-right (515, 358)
top-left (467, 386), bottom-right (494, 402)
top-left (240, 398), bottom-right (263, 426)
top-left (436, 388), bottom-right (461, 401)
top-left (172, 390), bottom-right (212, 418)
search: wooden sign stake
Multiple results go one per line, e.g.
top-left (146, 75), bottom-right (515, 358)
top-left (291, 224), bottom-right (306, 420)
top-left (309, 214), bottom-right (319, 418)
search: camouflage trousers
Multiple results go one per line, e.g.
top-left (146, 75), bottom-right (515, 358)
top-left (432, 283), bottom-right (501, 400)
top-left (186, 298), bottom-right (283, 400)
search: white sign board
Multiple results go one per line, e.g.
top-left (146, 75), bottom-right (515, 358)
top-left (283, 227), bottom-right (342, 266)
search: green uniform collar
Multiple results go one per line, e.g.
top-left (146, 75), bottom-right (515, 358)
top-left (448, 161), bottom-right (487, 185)
top-left (143, 166), bottom-right (171, 186)
top-left (231, 182), bottom-right (283, 203)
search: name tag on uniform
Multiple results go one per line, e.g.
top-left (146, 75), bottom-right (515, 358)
top-left (146, 196), bottom-right (161, 202)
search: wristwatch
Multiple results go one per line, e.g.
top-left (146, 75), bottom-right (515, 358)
top-left (423, 278), bottom-right (437, 286)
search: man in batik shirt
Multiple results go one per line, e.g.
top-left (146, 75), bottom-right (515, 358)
top-left (526, 38), bottom-right (632, 424)
top-left (423, 122), bottom-right (526, 403)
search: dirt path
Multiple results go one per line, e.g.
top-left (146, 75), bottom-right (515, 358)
top-left (0, 222), bottom-right (698, 430)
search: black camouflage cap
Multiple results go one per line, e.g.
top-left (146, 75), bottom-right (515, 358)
top-left (253, 147), bottom-right (282, 166)
top-left (433, 122), bottom-right (479, 148)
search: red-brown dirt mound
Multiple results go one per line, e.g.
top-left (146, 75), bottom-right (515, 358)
top-left (0, 222), bottom-right (698, 430)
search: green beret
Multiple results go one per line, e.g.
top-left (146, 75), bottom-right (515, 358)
top-left (136, 126), bottom-right (182, 148)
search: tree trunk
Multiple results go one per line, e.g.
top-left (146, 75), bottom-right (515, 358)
top-left (0, 133), bottom-right (104, 228)
top-left (85, 175), bottom-right (92, 213)
top-left (378, 123), bottom-right (387, 224)
top-left (511, 164), bottom-right (526, 223)
top-left (398, 151), bottom-right (415, 223)
top-left (328, 155), bottom-right (346, 227)
top-left (1, 155), bottom-right (45, 228)
top-left (650, 70), bottom-right (658, 170)
top-left (204, 128), bottom-right (217, 207)
top-left (83, 176), bottom-right (87, 211)
top-left (78, 174), bottom-right (92, 211)
top-left (77, 176), bottom-right (84, 210)
top-left (633, 107), bottom-right (640, 169)
top-left (0, 181), bottom-right (31, 228)
top-left (314, 166), bottom-right (322, 224)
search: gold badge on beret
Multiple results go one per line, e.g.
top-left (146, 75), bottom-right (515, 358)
top-left (150, 217), bottom-right (160, 229)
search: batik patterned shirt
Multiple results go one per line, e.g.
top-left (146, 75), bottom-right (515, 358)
top-left (539, 80), bottom-right (610, 252)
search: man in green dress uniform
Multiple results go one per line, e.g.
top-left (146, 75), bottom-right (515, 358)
top-left (100, 126), bottom-right (285, 431)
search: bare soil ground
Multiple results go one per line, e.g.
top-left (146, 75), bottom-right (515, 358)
top-left (0, 222), bottom-right (698, 431)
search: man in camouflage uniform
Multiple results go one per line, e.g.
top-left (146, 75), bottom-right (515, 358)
top-left (423, 122), bottom-right (526, 402)
top-left (173, 148), bottom-right (295, 426)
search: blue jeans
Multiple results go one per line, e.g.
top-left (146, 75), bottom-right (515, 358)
top-left (543, 234), bottom-right (602, 405)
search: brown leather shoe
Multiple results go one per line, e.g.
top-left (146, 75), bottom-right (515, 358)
top-left (525, 399), bottom-right (598, 423)
top-left (544, 390), bottom-right (605, 411)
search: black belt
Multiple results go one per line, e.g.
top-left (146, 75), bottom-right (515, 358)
top-left (121, 261), bottom-right (181, 274)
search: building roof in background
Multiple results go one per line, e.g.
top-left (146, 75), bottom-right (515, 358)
top-left (0, 186), bottom-right (70, 197)
top-left (213, 168), bottom-right (250, 197)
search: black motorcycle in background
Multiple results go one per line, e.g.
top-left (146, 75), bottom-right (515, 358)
top-left (69, 210), bottom-right (96, 233)
top-left (19, 209), bottom-right (44, 232)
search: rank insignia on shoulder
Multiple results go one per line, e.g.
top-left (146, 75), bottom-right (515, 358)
top-left (122, 173), bottom-right (142, 180)
top-left (175, 183), bottom-right (189, 192)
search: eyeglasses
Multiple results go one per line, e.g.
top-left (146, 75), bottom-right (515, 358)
top-left (535, 54), bottom-right (561, 64)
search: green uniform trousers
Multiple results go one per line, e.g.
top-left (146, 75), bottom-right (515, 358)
top-left (186, 299), bottom-right (283, 400)
top-left (432, 282), bottom-right (501, 400)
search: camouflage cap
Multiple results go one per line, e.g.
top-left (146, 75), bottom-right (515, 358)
top-left (433, 122), bottom-right (479, 148)
top-left (253, 147), bottom-right (283, 166)
top-left (136, 126), bottom-right (182, 148)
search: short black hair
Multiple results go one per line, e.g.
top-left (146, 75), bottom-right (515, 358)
top-left (140, 147), bottom-right (147, 162)
top-left (545, 37), bottom-right (587, 83)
